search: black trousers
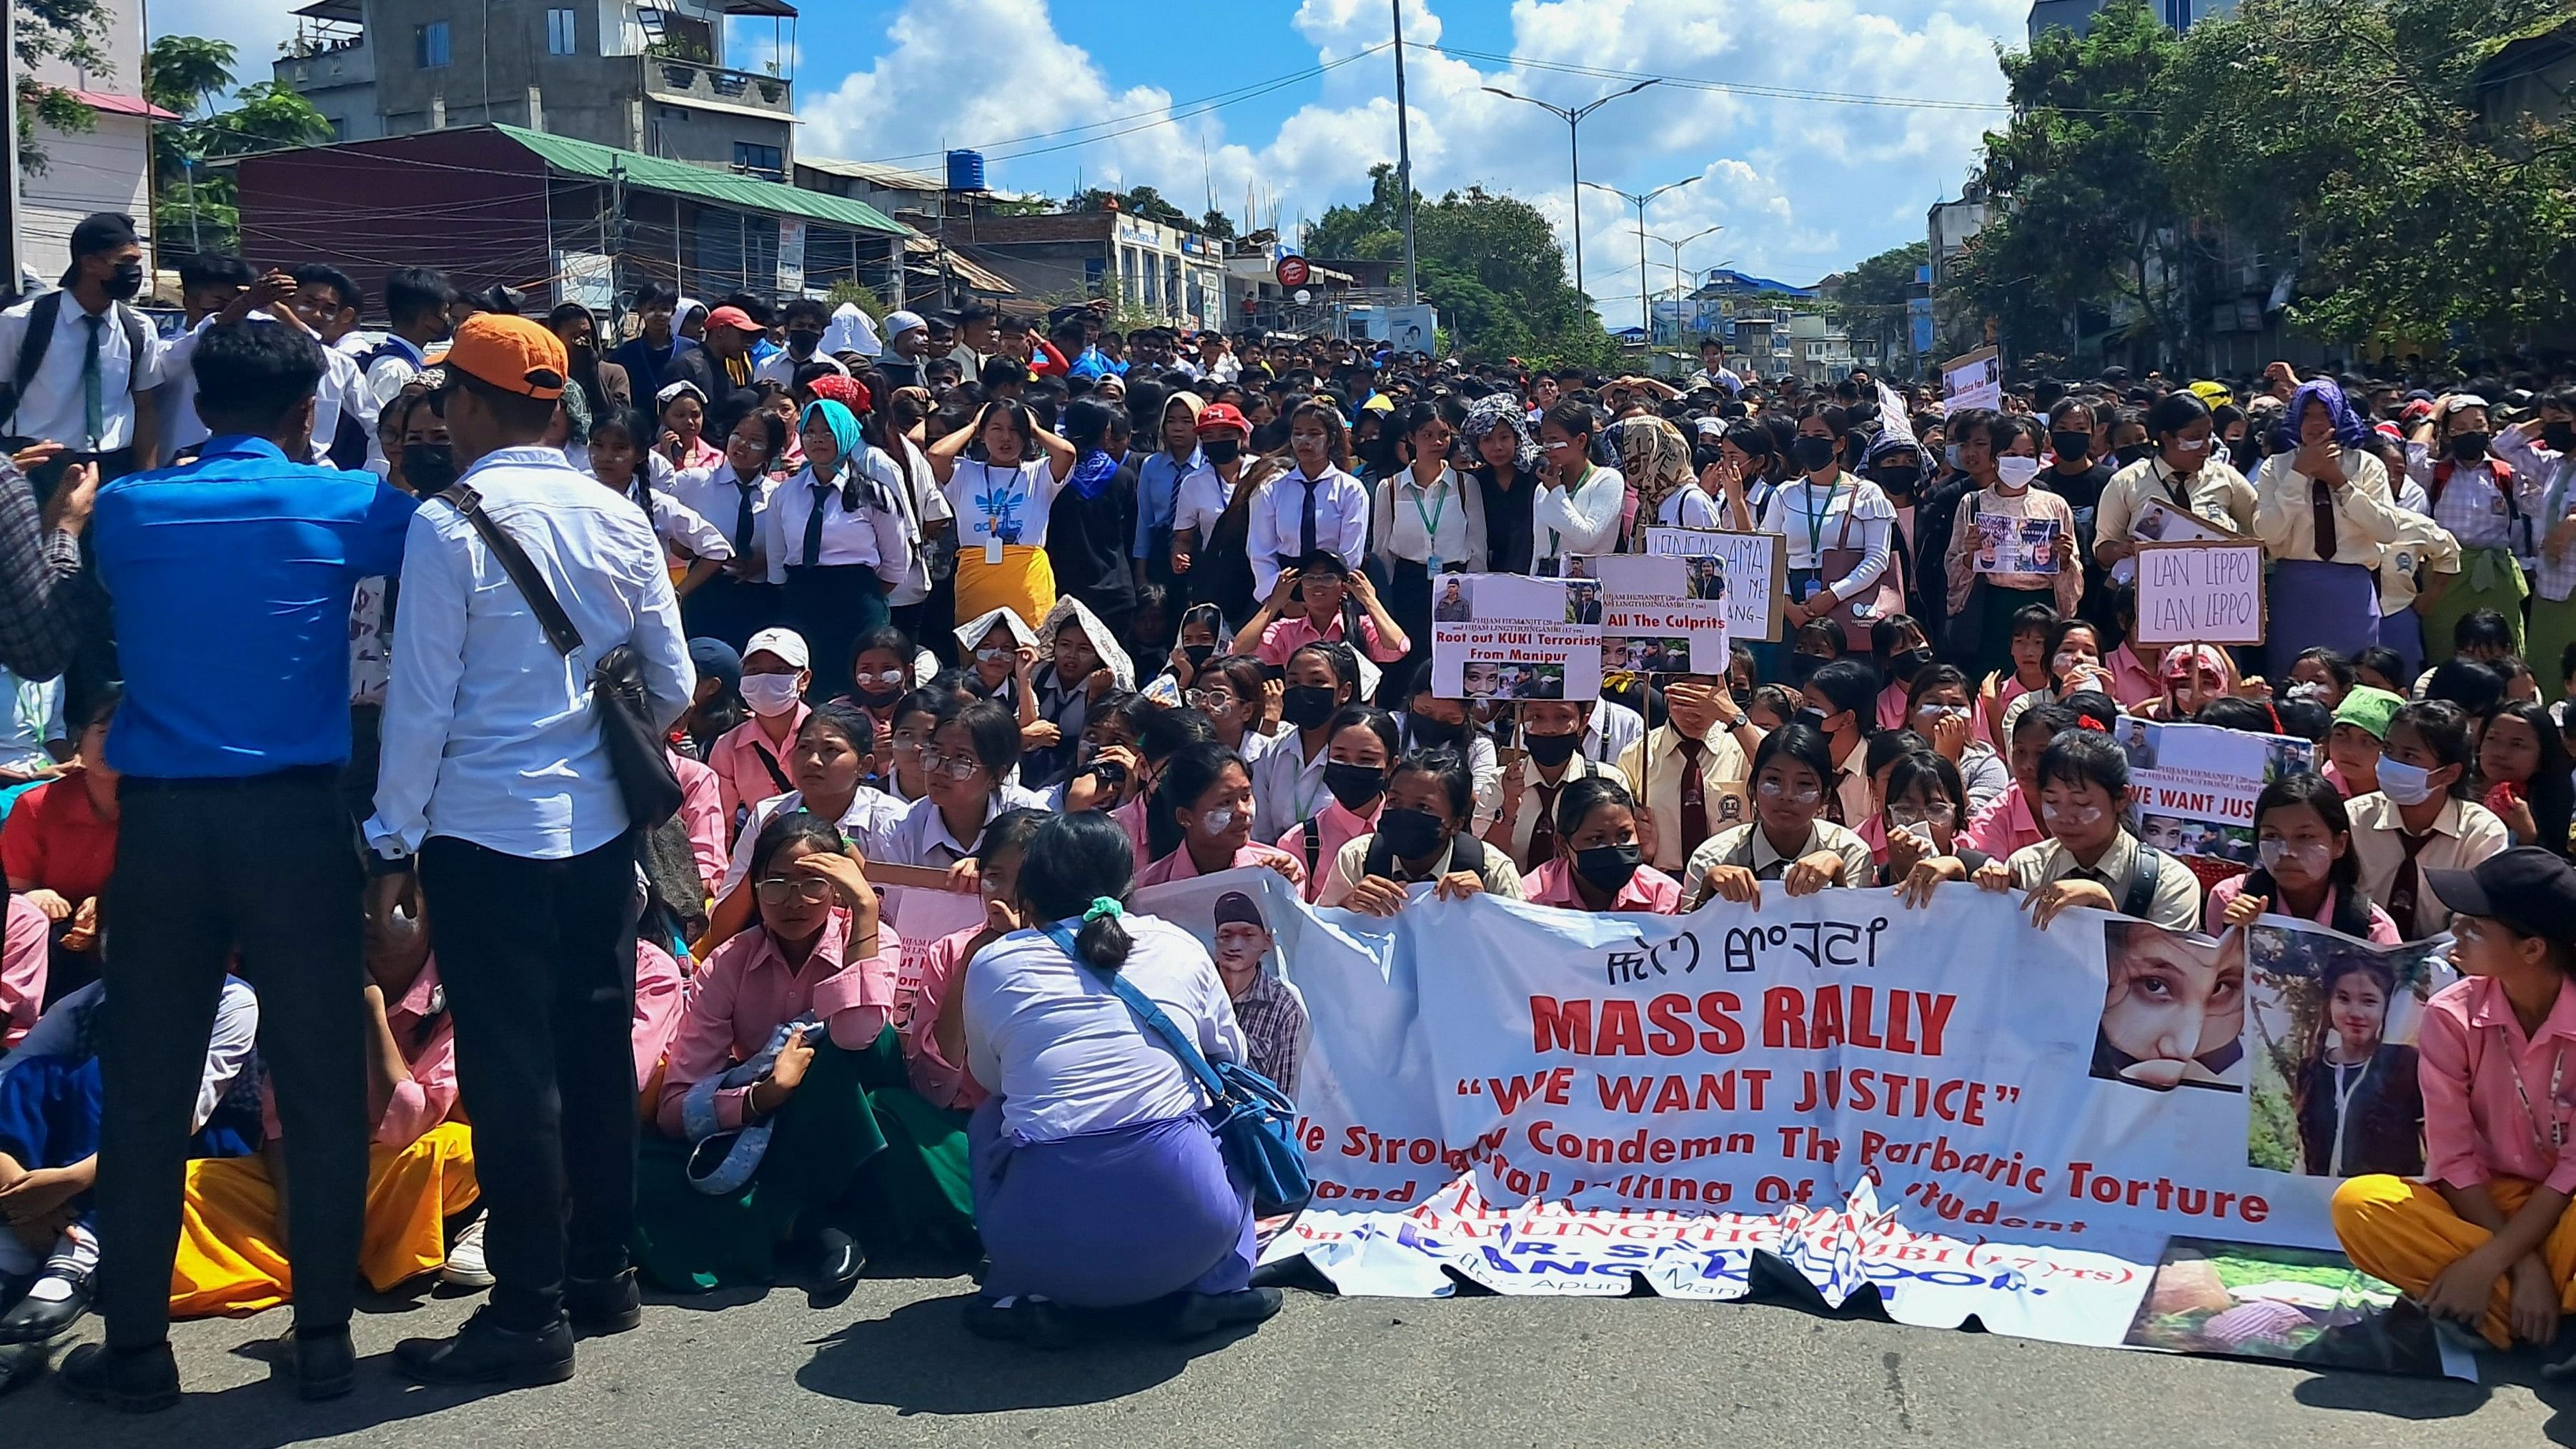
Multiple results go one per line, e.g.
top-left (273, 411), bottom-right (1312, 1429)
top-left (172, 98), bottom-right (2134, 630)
top-left (419, 831), bottom-right (640, 1332)
top-left (96, 769), bottom-right (365, 1350)
top-left (783, 563), bottom-right (888, 701)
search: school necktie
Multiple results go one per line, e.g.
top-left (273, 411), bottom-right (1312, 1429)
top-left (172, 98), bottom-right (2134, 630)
top-left (733, 475), bottom-right (758, 554)
top-left (1676, 738), bottom-right (1708, 856)
top-left (1300, 476), bottom-right (1320, 558)
top-left (802, 480), bottom-right (833, 569)
top-left (1529, 781), bottom-right (1561, 866)
top-left (80, 313), bottom-right (105, 449)
top-left (2387, 829), bottom-right (2433, 939)
top-left (2311, 477), bottom-right (2338, 561)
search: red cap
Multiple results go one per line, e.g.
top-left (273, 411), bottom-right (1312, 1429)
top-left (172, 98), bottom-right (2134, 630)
top-left (706, 305), bottom-right (763, 335)
top-left (1196, 402), bottom-right (1250, 437)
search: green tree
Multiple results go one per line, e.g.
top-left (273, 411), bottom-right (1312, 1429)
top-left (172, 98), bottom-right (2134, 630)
top-left (16, 0), bottom-right (116, 172)
top-left (1197, 208), bottom-right (1236, 241)
top-left (1944, 0), bottom-right (2190, 367)
top-left (1828, 239), bottom-right (1928, 374)
top-left (1061, 184), bottom-right (1193, 229)
top-left (145, 37), bottom-right (334, 257)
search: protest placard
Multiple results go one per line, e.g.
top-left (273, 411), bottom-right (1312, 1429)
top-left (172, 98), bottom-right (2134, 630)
top-left (1643, 527), bottom-right (1785, 643)
top-left (2116, 718), bottom-right (2314, 891)
top-left (2108, 497), bottom-right (2241, 584)
top-left (1429, 573), bottom-right (1604, 701)
top-left (1591, 554), bottom-right (1728, 675)
top-left (2133, 539), bottom-right (2266, 646)
top-left (1943, 345), bottom-right (2001, 412)
top-left (1971, 513), bottom-right (2066, 575)
top-left (870, 865), bottom-right (987, 1033)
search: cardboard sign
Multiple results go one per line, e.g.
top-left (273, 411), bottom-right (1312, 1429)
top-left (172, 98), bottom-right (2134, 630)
top-left (1643, 527), bottom-right (1787, 643)
top-left (2133, 540), bottom-right (2265, 646)
top-left (1943, 345), bottom-right (2001, 413)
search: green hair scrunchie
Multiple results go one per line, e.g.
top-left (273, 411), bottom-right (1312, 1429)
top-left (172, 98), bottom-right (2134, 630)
top-left (1084, 896), bottom-right (1125, 924)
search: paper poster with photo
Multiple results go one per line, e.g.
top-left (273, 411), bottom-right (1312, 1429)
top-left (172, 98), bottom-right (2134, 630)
top-left (2095, 919), bottom-right (2251, 1093)
top-left (2123, 1237), bottom-right (2471, 1379)
top-left (1430, 573), bottom-right (1604, 701)
top-left (871, 868), bottom-right (992, 1034)
top-left (2116, 718), bottom-right (2314, 892)
top-left (2242, 927), bottom-right (2452, 1180)
top-left (1943, 345), bottom-right (2001, 413)
top-left (1131, 866), bottom-right (1316, 1099)
top-left (2109, 497), bottom-right (2242, 584)
top-left (1591, 553), bottom-right (1728, 676)
top-left (1971, 513), bottom-right (2066, 575)
top-left (1643, 526), bottom-right (1785, 643)
top-left (2134, 540), bottom-right (2267, 647)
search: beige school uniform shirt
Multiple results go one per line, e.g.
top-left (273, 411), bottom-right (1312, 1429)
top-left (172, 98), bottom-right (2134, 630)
top-left (2004, 831), bottom-right (2201, 932)
top-left (2346, 793), bottom-right (2510, 939)
top-left (1617, 723), bottom-right (1753, 873)
top-left (1492, 751), bottom-right (1632, 871)
top-left (1682, 819), bottom-right (1875, 908)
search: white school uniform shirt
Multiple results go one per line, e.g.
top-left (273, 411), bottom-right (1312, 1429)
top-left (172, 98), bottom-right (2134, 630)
top-left (1583, 697), bottom-right (1645, 767)
top-left (670, 461), bottom-right (778, 562)
top-left (964, 914), bottom-right (1246, 1143)
top-left (882, 783), bottom-right (1052, 868)
top-left (615, 482), bottom-right (733, 565)
top-left (165, 312), bottom-right (366, 460)
top-left (0, 292), bottom-right (164, 452)
top-left (946, 456), bottom-right (1064, 550)
top-left (1534, 464), bottom-right (1627, 558)
top-left (1761, 473), bottom-right (1896, 585)
top-left (1654, 484), bottom-right (1723, 529)
top-left (1370, 465), bottom-right (1487, 573)
top-left (719, 786), bottom-right (909, 898)
top-left (1249, 729), bottom-right (1333, 843)
top-left (1247, 464), bottom-right (1369, 596)
top-left (366, 447), bottom-right (695, 861)
top-left (1172, 462), bottom-right (1241, 543)
top-left (0, 978), bottom-right (259, 1134)
top-left (759, 461), bottom-right (913, 584)
top-left (753, 350), bottom-right (848, 389)
top-left (0, 666), bottom-right (64, 773)
top-left (866, 439), bottom-right (950, 608)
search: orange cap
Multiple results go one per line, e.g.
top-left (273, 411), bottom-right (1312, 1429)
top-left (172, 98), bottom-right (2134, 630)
top-left (443, 313), bottom-right (568, 400)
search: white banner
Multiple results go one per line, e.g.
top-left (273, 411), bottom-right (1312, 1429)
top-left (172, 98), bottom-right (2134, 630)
top-left (1134, 869), bottom-right (2464, 1373)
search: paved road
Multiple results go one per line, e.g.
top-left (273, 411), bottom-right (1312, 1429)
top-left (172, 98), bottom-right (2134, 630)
top-left (4, 1268), bottom-right (2570, 1448)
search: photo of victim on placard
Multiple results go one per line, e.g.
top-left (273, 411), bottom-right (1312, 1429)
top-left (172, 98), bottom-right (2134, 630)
top-left (2242, 926), bottom-right (2449, 1179)
top-left (2094, 919), bottom-right (2247, 1093)
top-left (1590, 553), bottom-right (1728, 676)
top-left (1429, 573), bottom-right (1602, 701)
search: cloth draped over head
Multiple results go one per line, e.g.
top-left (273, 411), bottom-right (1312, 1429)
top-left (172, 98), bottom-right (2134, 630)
top-left (1461, 392), bottom-right (1539, 473)
top-left (822, 302), bottom-right (881, 359)
top-left (1164, 390), bottom-right (1207, 434)
top-left (953, 605), bottom-right (1040, 656)
top-left (1618, 415), bottom-right (1698, 520)
top-left (675, 297), bottom-right (707, 332)
top-left (1874, 380), bottom-right (1917, 451)
top-left (2274, 377), bottom-right (2372, 454)
top-left (1038, 594), bottom-right (1136, 693)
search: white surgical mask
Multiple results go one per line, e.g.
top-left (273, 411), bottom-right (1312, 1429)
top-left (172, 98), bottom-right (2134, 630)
top-left (1996, 456), bottom-right (2042, 489)
top-left (740, 673), bottom-right (803, 718)
top-left (2376, 756), bottom-right (2439, 806)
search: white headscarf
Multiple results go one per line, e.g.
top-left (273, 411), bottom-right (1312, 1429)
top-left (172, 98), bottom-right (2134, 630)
top-left (822, 302), bottom-right (881, 359)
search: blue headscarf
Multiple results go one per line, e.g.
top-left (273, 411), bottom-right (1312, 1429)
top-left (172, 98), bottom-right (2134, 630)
top-left (2273, 378), bottom-right (2370, 455)
top-left (800, 399), bottom-right (865, 480)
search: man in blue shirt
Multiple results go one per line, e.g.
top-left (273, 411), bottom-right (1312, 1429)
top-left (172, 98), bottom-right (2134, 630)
top-left (66, 321), bottom-right (413, 1412)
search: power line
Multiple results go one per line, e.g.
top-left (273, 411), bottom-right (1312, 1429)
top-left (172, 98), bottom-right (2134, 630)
top-left (1420, 41), bottom-right (2164, 117)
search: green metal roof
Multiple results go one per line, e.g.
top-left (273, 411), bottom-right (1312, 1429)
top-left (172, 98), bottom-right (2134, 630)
top-left (491, 124), bottom-right (908, 237)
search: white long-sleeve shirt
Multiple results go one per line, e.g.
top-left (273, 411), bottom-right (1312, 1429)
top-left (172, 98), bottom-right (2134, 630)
top-left (1534, 464), bottom-right (1627, 559)
top-left (669, 461), bottom-right (777, 563)
top-left (1248, 464), bottom-right (1369, 595)
top-left (759, 462), bottom-right (913, 583)
top-left (1, 977), bottom-right (258, 1133)
top-left (1370, 465), bottom-right (1487, 573)
top-left (1762, 473), bottom-right (1895, 594)
top-left (367, 446), bottom-right (695, 861)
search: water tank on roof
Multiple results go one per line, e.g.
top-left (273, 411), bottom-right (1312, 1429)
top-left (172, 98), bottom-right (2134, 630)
top-left (946, 149), bottom-right (986, 193)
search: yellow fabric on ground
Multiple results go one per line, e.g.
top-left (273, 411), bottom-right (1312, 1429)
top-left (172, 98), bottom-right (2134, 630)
top-left (168, 1122), bottom-right (480, 1317)
top-left (2332, 1172), bottom-right (2576, 1349)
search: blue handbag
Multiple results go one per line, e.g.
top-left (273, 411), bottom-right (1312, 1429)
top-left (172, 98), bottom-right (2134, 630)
top-left (1042, 922), bottom-right (1313, 1217)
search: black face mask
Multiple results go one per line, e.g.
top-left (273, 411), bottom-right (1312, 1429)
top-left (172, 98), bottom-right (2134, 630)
top-left (2449, 430), bottom-right (2491, 463)
top-left (1790, 435), bottom-right (1839, 474)
top-left (402, 442), bottom-right (459, 494)
top-left (1182, 643), bottom-right (1217, 673)
top-left (1281, 684), bottom-right (1339, 730)
top-left (853, 684), bottom-right (903, 708)
top-left (1873, 465), bottom-right (1920, 495)
top-left (2049, 431), bottom-right (2092, 463)
top-left (2228, 437), bottom-right (2262, 470)
top-left (1376, 805), bottom-right (1447, 861)
top-left (1203, 437), bottom-right (1242, 465)
top-left (1572, 842), bottom-right (1643, 894)
top-left (1787, 653), bottom-right (1824, 686)
top-left (1322, 761), bottom-right (1387, 811)
top-left (1795, 705), bottom-right (1832, 731)
top-left (786, 332), bottom-right (821, 358)
top-left (104, 260), bottom-right (144, 300)
top-left (2114, 443), bottom-right (2154, 467)
top-left (1523, 731), bottom-right (1582, 768)
top-left (2545, 422), bottom-right (2576, 455)
top-left (1410, 716), bottom-right (1465, 750)
top-left (1890, 646), bottom-right (1934, 683)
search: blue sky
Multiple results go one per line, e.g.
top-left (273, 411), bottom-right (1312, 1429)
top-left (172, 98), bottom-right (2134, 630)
top-left (154, 0), bottom-right (2033, 323)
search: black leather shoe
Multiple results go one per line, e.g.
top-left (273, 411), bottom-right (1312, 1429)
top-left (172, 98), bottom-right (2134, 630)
top-left (808, 1228), bottom-right (863, 1310)
top-left (392, 1309), bottom-right (574, 1388)
top-left (958, 1295), bottom-right (1076, 1350)
top-left (0, 1340), bottom-right (48, 1398)
top-left (271, 1325), bottom-right (355, 1400)
top-left (566, 1270), bottom-right (642, 1337)
top-left (56, 1341), bottom-right (181, 1413)
top-left (0, 1280), bottom-right (86, 1343)
top-left (1166, 1286), bottom-right (1283, 1340)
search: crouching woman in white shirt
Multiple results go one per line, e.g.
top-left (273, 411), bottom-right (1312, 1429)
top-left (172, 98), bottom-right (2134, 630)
top-left (960, 811), bottom-right (1278, 1347)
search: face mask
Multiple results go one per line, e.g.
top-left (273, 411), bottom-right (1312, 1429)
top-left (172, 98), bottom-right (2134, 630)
top-left (1323, 761), bottom-right (1387, 811)
top-left (1282, 684), bottom-right (1339, 730)
top-left (2229, 437), bottom-right (2263, 469)
top-left (1410, 716), bottom-right (1465, 749)
top-left (2049, 431), bottom-right (2092, 462)
top-left (2286, 680), bottom-right (2329, 703)
top-left (787, 332), bottom-right (821, 358)
top-left (1182, 643), bottom-right (1217, 673)
top-left (1198, 806), bottom-right (1237, 836)
top-left (1377, 805), bottom-right (1447, 860)
top-left (2375, 756), bottom-right (2441, 806)
top-left (104, 260), bottom-right (144, 300)
top-left (1994, 456), bottom-right (2043, 489)
top-left (1203, 437), bottom-right (1242, 465)
top-left (1790, 435), bottom-right (1839, 474)
top-left (402, 442), bottom-right (458, 494)
top-left (740, 673), bottom-right (803, 717)
top-left (1889, 646), bottom-right (1934, 683)
top-left (855, 684), bottom-right (903, 708)
top-left (2052, 651), bottom-right (2084, 677)
top-left (1787, 653), bottom-right (1824, 686)
top-left (1795, 706), bottom-right (1831, 731)
top-left (1572, 842), bottom-right (1644, 894)
top-left (1873, 465), bottom-right (1920, 495)
top-left (2114, 443), bottom-right (2154, 466)
top-left (2447, 430), bottom-right (2491, 463)
top-left (1944, 442), bottom-right (1964, 470)
top-left (1524, 731), bottom-right (1582, 768)
top-left (2545, 421), bottom-right (2576, 454)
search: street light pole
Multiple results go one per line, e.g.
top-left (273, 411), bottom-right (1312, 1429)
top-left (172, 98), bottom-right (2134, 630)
top-left (1582, 175), bottom-right (1700, 342)
top-left (1645, 223), bottom-right (1724, 341)
top-left (1391, 0), bottom-right (1417, 305)
top-left (1482, 79), bottom-right (1658, 315)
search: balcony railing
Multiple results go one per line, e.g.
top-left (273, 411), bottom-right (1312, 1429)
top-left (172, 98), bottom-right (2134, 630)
top-left (643, 57), bottom-right (791, 115)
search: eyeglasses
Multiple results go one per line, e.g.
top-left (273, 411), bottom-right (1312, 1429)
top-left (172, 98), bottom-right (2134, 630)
top-left (919, 750), bottom-right (985, 781)
top-left (1185, 688), bottom-right (1239, 711)
top-left (754, 876), bottom-right (834, 906)
top-left (1756, 779), bottom-right (1822, 805)
top-left (1888, 801), bottom-right (1956, 827)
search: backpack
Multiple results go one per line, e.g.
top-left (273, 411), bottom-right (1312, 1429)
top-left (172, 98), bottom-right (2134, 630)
top-left (0, 290), bottom-right (152, 437)
top-left (2120, 845), bottom-right (2165, 921)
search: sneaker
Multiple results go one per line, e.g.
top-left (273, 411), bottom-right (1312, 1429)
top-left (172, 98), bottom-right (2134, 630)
top-left (56, 1341), bottom-right (182, 1414)
top-left (440, 1218), bottom-right (495, 1289)
top-left (565, 1270), bottom-right (643, 1337)
top-left (958, 1295), bottom-right (1077, 1350)
top-left (393, 1308), bottom-right (574, 1388)
top-left (1165, 1286), bottom-right (1284, 1340)
top-left (269, 1325), bottom-right (355, 1401)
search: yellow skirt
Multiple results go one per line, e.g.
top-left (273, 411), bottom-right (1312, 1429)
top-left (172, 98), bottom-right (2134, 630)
top-left (169, 1121), bottom-right (480, 1318)
top-left (952, 544), bottom-right (1056, 631)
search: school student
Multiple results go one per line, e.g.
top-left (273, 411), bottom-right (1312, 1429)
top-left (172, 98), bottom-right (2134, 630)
top-left (1975, 728), bottom-right (2201, 932)
top-left (1248, 641), bottom-right (1365, 844)
top-left (1486, 699), bottom-right (1630, 872)
top-left (761, 399), bottom-right (913, 701)
top-left (1134, 741), bottom-right (1304, 889)
top-left (2347, 700), bottom-right (2512, 940)
top-left (2207, 773), bottom-right (2402, 942)
top-left (1617, 676), bottom-right (1754, 876)
top-left (1684, 724), bottom-right (1874, 909)
top-left (1522, 776), bottom-right (1685, 914)
top-left (1316, 747), bottom-right (1525, 912)
top-left (881, 698), bottom-right (1049, 871)
top-left (707, 628), bottom-right (813, 829)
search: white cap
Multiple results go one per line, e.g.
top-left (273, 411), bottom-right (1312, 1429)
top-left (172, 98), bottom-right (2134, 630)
top-left (743, 626), bottom-right (810, 670)
top-left (883, 310), bottom-right (928, 340)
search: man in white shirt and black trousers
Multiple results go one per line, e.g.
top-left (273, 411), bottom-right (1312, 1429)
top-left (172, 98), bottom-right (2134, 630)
top-left (364, 314), bottom-right (693, 1387)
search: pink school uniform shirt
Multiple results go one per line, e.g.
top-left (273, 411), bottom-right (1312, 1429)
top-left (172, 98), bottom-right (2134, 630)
top-left (708, 706), bottom-right (809, 827)
top-left (1134, 839), bottom-right (1299, 889)
top-left (1962, 782), bottom-right (2044, 859)
top-left (1, 894), bottom-right (46, 1047)
top-left (1278, 798), bottom-right (1379, 902)
top-left (1257, 611), bottom-right (1405, 667)
top-left (673, 750), bottom-right (728, 893)
top-left (2202, 876), bottom-right (2401, 944)
top-left (655, 907), bottom-right (901, 1137)
top-left (902, 926), bottom-right (991, 1112)
top-left (2418, 973), bottom-right (2576, 1195)
top-left (1522, 857), bottom-right (1685, 914)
